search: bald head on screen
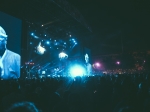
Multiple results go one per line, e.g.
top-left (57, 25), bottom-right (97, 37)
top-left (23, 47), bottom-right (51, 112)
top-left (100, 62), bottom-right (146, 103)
top-left (0, 26), bottom-right (20, 80)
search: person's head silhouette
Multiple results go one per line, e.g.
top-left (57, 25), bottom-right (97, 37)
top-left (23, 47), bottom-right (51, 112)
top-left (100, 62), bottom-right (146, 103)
top-left (6, 102), bottom-right (39, 112)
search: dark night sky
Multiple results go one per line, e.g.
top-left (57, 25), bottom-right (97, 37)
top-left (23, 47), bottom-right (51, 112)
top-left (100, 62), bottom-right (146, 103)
top-left (0, 0), bottom-right (150, 56)
top-left (67, 0), bottom-right (150, 55)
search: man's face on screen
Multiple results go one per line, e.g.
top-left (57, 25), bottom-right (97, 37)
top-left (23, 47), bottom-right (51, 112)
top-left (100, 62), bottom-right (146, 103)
top-left (0, 36), bottom-right (7, 50)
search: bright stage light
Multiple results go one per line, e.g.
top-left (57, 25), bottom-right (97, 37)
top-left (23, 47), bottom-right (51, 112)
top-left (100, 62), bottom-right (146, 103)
top-left (93, 62), bottom-right (101, 69)
top-left (36, 42), bottom-right (46, 55)
top-left (116, 61), bottom-right (120, 64)
top-left (46, 41), bottom-right (50, 44)
top-left (69, 65), bottom-right (85, 77)
top-left (42, 71), bottom-right (46, 74)
top-left (95, 62), bottom-right (100, 67)
top-left (59, 52), bottom-right (68, 59)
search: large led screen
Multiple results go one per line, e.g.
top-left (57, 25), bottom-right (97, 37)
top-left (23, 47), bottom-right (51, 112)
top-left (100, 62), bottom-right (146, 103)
top-left (0, 11), bottom-right (22, 80)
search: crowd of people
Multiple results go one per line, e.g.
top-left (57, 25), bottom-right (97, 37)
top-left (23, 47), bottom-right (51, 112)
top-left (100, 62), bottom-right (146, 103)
top-left (0, 72), bottom-right (150, 112)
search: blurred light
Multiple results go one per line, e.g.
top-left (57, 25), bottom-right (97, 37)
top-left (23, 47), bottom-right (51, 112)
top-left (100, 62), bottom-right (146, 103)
top-left (36, 42), bottom-right (46, 55)
top-left (45, 35), bottom-right (46, 36)
top-left (34, 36), bottom-right (39, 39)
top-left (117, 61), bottom-right (120, 64)
top-left (93, 62), bottom-right (101, 69)
top-left (57, 48), bottom-right (59, 49)
top-left (46, 41), bottom-right (50, 44)
top-left (54, 40), bottom-right (56, 41)
top-left (31, 33), bottom-right (34, 36)
top-left (42, 40), bottom-right (43, 41)
top-left (69, 35), bottom-right (71, 37)
top-left (85, 54), bottom-right (89, 63)
top-left (70, 65), bottom-right (85, 77)
top-left (64, 42), bottom-right (66, 44)
top-left (59, 52), bottom-right (68, 59)
top-left (41, 25), bottom-right (44, 27)
top-left (42, 71), bottom-right (45, 74)
top-left (95, 62), bottom-right (100, 67)
top-left (30, 42), bottom-right (32, 44)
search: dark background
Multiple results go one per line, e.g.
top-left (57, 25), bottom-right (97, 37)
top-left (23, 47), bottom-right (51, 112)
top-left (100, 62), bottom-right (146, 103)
top-left (68, 0), bottom-right (150, 55)
top-left (0, 0), bottom-right (150, 59)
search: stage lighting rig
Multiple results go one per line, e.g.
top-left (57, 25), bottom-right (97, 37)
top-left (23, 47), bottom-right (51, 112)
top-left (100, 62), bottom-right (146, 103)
top-left (35, 42), bottom-right (46, 55)
top-left (59, 52), bottom-right (68, 59)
